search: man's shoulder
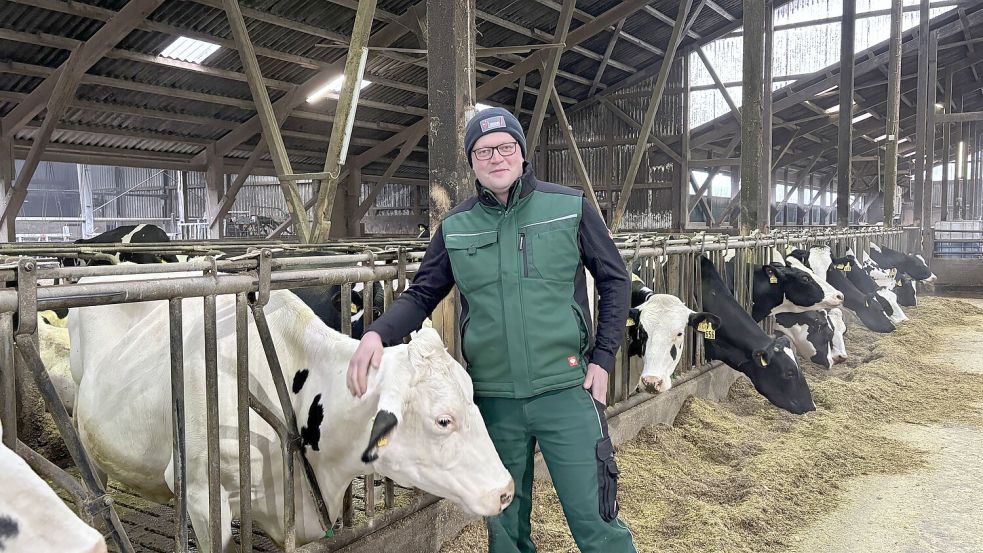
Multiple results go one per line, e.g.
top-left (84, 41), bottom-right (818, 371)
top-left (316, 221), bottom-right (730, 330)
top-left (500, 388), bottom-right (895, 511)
top-left (532, 179), bottom-right (584, 198)
top-left (443, 196), bottom-right (481, 219)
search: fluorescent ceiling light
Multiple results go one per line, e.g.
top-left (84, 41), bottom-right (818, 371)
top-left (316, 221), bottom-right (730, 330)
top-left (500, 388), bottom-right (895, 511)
top-left (818, 86), bottom-right (838, 95)
top-left (897, 137), bottom-right (909, 144)
top-left (852, 113), bottom-right (873, 124)
top-left (873, 134), bottom-right (888, 141)
top-left (935, 103), bottom-right (944, 111)
top-left (824, 104), bottom-right (840, 114)
top-left (160, 36), bottom-right (220, 63)
top-left (475, 103), bottom-right (493, 111)
top-left (306, 76), bottom-right (372, 104)
top-left (902, 150), bottom-right (917, 157)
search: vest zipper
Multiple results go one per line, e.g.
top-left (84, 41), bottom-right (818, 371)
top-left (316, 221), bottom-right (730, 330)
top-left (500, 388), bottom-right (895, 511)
top-left (519, 233), bottom-right (529, 277)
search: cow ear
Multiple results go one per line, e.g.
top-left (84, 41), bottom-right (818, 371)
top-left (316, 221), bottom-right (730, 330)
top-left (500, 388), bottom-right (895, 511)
top-left (626, 308), bottom-right (641, 327)
top-left (688, 312), bottom-right (720, 339)
top-left (764, 265), bottom-right (779, 284)
top-left (361, 410), bottom-right (399, 463)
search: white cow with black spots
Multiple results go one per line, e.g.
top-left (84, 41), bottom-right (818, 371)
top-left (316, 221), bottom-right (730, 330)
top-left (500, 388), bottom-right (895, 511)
top-left (0, 420), bottom-right (106, 553)
top-left (71, 275), bottom-right (513, 553)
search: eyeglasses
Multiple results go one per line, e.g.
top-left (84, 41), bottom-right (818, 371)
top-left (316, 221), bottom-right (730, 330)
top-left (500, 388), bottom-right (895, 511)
top-left (472, 141), bottom-right (518, 161)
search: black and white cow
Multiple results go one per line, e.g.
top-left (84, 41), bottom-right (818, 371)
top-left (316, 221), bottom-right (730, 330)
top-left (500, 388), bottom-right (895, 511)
top-left (842, 249), bottom-right (907, 325)
top-left (869, 243), bottom-right (936, 282)
top-left (290, 282), bottom-right (385, 339)
top-left (0, 419), bottom-right (107, 553)
top-left (774, 310), bottom-right (837, 368)
top-left (791, 248), bottom-right (895, 333)
top-left (863, 252), bottom-right (920, 307)
top-left (71, 282), bottom-right (514, 552)
top-left (67, 224), bottom-right (178, 265)
top-left (725, 257), bottom-right (842, 322)
top-left (626, 278), bottom-right (720, 393)
top-left (700, 256), bottom-right (815, 414)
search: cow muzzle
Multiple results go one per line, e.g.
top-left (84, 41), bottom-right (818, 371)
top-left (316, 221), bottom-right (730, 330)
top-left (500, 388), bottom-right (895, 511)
top-left (640, 375), bottom-right (670, 394)
top-left (832, 354), bottom-right (848, 364)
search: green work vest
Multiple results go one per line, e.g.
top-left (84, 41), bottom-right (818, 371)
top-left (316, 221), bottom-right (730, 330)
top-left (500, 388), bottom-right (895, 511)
top-left (441, 176), bottom-right (589, 398)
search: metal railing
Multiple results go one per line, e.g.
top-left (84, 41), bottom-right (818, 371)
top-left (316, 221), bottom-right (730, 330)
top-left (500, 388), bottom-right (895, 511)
top-left (0, 226), bottom-right (917, 552)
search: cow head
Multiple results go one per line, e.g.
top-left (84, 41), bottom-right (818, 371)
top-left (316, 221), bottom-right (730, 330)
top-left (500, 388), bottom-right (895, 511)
top-left (710, 335), bottom-right (815, 414)
top-left (870, 243), bottom-right (936, 282)
top-left (627, 294), bottom-right (720, 393)
top-left (360, 328), bottom-right (513, 517)
top-left (774, 311), bottom-right (835, 369)
top-left (827, 308), bottom-right (848, 364)
top-left (784, 256), bottom-right (843, 308)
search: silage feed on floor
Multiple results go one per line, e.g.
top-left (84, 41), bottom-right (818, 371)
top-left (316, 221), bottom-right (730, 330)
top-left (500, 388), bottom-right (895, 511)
top-left (441, 297), bottom-right (983, 553)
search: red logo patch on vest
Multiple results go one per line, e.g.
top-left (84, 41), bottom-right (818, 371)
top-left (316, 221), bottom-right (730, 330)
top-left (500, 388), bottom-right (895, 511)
top-left (567, 356), bottom-right (579, 367)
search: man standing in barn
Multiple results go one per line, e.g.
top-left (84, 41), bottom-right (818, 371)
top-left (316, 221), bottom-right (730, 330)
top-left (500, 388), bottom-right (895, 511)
top-left (347, 107), bottom-right (637, 553)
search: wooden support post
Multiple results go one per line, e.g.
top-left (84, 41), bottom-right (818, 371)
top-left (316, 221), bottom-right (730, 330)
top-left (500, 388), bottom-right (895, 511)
top-left (836, 0), bottom-right (856, 228)
top-left (0, 129), bottom-right (13, 241)
top-left (222, 0), bottom-right (312, 242)
top-left (526, 0), bottom-right (578, 149)
top-left (913, 0), bottom-right (930, 230)
top-left (426, 0), bottom-right (475, 352)
top-left (611, 0), bottom-right (693, 231)
top-left (0, 50), bottom-right (84, 228)
top-left (550, 87), bottom-right (603, 216)
top-left (204, 145), bottom-right (224, 239)
top-left (761, 4), bottom-right (774, 230)
top-left (923, 31), bottom-right (939, 229)
top-left (940, 69), bottom-right (953, 221)
top-left (675, 51), bottom-right (691, 231)
top-left (310, 0), bottom-right (379, 243)
top-left (883, 0), bottom-right (902, 227)
top-left (741, 0), bottom-right (765, 234)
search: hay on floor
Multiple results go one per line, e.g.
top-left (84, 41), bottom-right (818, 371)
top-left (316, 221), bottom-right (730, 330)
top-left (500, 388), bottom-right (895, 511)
top-left (441, 297), bottom-right (983, 553)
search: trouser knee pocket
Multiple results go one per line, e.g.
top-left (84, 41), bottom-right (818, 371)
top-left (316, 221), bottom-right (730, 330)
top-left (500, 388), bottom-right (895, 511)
top-left (595, 435), bottom-right (620, 522)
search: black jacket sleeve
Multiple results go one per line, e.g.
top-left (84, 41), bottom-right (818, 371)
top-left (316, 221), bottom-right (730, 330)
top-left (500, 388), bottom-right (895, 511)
top-left (366, 227), bottom-right (455, 346)
top-left (578, 197), bottom-right (630, 372)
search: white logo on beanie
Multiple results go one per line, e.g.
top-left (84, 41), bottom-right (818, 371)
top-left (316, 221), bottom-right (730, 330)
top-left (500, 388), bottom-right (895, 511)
top-left (479, 115), bottom-right (506, 132)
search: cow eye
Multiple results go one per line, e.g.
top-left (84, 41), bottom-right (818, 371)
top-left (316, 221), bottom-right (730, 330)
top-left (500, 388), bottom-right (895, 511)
top-left (436, 416), bottom-right (455, 429)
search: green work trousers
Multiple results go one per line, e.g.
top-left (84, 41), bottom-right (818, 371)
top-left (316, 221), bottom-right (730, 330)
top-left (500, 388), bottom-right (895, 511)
top-left (476, 385), bottom-right (637, 553)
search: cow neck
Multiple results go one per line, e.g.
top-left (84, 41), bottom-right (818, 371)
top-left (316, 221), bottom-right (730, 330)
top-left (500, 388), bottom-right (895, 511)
top-left (299, 340), bottom-right (409, 529)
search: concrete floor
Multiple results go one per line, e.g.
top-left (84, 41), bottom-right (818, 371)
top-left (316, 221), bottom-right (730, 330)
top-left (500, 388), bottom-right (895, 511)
top-left (794, 295), bottom-right (983, 553)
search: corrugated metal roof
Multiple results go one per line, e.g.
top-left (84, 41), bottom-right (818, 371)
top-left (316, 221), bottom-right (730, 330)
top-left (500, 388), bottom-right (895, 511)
top-left (0, 0), bottom-right (759, 178)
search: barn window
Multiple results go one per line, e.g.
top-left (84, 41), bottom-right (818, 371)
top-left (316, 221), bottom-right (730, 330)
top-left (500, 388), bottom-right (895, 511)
top-left (160, 36), bottom-right (220, 63)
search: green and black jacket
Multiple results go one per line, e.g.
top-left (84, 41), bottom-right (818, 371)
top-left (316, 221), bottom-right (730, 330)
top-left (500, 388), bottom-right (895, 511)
top-left (368, 164), bottom-right (630, 398)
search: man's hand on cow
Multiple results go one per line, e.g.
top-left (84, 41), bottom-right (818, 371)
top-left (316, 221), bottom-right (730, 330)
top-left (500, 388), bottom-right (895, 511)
top-left (347, 331), bottom-right (384, 398)
top-left (582, 363), bottom-right (609, 405)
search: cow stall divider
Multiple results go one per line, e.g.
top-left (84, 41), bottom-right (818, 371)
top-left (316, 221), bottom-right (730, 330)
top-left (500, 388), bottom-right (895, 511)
top-left (0, 227), bottom-right (917, 552)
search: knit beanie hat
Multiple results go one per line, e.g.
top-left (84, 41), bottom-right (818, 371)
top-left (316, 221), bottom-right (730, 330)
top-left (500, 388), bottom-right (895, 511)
top-left (464, 107), bottom-right (527, 167)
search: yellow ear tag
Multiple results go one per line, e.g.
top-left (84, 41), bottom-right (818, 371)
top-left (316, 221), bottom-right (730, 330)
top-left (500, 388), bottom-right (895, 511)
top-left (351, 303), bottom-right (359, 315)
top-left (759, 357), bottom-right (769, 367)
top-left (696, 321), bottom-right (715, 340)
top-left (888, 268), bottom-right (897, 278)
top-left (768, 273), bottom-right (778, 284)
top-left (896, 279), bottom-right (903, 287)
top-left (631, 273), bottom-right (643, 283)
top-left (844, 263), bottom-right (852, 272)
top-left (376, 436), bottom-right (389, 448)
top-left (625, 318), bottom-right (636, 327)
